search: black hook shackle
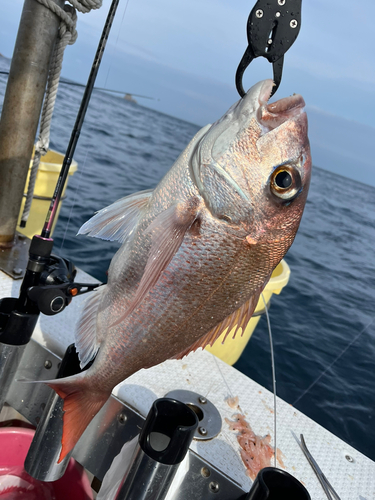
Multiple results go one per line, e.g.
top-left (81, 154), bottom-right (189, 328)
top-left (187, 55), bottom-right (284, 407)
top-left (235, 0), bottom-right (302, 98)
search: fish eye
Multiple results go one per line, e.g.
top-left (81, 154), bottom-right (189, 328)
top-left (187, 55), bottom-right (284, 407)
top-left (270, 165), bottom-right (301, 201)
top-left (275, 170), bottom-right (292, 189)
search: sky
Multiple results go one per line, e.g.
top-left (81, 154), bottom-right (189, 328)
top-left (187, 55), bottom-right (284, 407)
top-left (0, 0), bottom-right (374, 185)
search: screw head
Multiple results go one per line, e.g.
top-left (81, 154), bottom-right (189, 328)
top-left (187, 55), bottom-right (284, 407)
top-left (268, 39), bottom-right (273, 45)
top-left (201, 467), bottom-right (211, 478)
top-left (118, 413), bottom-right (127, 424)
top-left (12, 267), bottom-right (22, 276)
top-left (209, 481), bottom-right (220, 493)
top-left (255, 9), bottom-right (263, 18)
top-left (345, 454), bottom-right (354, 463)
top-left (290, 19), bottom-right (298, 28)
top-left (278, 0), bottom-right (286, 5)
top-left (276, 11), bottom-right (281, 17)
top-left (44, 360), bottom-right (52, 369)
top-left (199, 396), bottom-right (207, 404)
top-left (198, 426), bottom-right (207, 436)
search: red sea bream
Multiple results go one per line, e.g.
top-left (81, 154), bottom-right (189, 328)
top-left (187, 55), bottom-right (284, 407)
top-left (46, 79), bottom-right (312, 462)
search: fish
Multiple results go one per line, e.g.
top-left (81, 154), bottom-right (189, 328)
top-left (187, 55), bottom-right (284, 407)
top-left (46, 79), bottom-right (312, 462)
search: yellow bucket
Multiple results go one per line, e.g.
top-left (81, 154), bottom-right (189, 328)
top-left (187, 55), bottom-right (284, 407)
top-left (205, 259), bottom-right (290, 365)
top-left (17, 149), bottom-right (78, 239)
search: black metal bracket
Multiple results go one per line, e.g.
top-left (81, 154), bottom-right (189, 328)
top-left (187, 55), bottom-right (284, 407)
top-left (235, 0), bottom-right (302, 98)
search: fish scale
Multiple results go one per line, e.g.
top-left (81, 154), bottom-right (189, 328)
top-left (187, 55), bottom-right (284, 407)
top-left (44, 79), bottom-right (311, 462)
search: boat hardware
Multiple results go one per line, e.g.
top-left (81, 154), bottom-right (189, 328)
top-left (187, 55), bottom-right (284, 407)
top-left (298, 434), bottom-right (341, 500)
top-left (165, 390), bottom-right (222, 441)
top-left (243, 467), bottom-right (311, 499)
top-left (4, 338), bottom-right (246, 498)
top-left (24, 344), bottom-right (84, 481)
top-left (112, 398), bottom-right (198, 500)
top-left (0, 0), bottom-right (65, 245)
top-left (0, 233), bottom-right (30, 280)
top-left (235, 0), bottom-right (302, 98)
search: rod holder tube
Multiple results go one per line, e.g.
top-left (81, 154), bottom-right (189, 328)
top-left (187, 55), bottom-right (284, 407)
top-left (0, 0), bottom-right (65, 245)
top-left (24, 344), bottom-right (81, 481)
top-left (24, 390), bottom-right (71, 481)
top-left (0, 294), bottom-right (40, 413)
top-left (115, 445), bottom-right (180, 500)
top-left (244, 467), bottom-right (311, 499)
top-left (115, 398), bottom-right (198, 500)
top-left (0, 343), bottom-right (27, 412)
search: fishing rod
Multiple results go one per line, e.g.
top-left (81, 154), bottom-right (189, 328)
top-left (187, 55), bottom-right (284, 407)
top-left (0, 71), bottom-right (156, 101)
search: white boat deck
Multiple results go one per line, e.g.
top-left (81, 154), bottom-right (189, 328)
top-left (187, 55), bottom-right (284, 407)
top-left (1, 267), bottom-right (374, 499)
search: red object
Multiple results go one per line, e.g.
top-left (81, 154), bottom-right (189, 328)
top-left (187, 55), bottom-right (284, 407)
top-left (0, 428), bottom-right (93, 499)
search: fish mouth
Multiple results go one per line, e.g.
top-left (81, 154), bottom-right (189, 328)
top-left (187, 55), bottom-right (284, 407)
top-left (256, 79), bottom-right (305, 131)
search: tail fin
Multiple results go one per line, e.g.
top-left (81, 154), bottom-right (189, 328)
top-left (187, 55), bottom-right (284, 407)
top-left (46, 375), bottom-right (110, 463)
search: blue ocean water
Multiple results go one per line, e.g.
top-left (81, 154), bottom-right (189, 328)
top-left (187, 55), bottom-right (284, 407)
top-left (1, 56), bottom-right (374, 461)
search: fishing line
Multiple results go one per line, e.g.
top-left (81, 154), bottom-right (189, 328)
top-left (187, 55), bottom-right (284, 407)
top-left (293, 316), bottom-right (375, 406)
top-left (115, 0), bottom-right (131, 44)
top-left (262, 293), bottom-right (277, 468)
top-left (212, 353), bottom-right (235, 398)
top-left (103, 0), bottom-right (130, 89)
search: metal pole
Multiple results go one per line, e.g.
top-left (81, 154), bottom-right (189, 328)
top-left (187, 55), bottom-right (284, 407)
top-left (0, 0), bottom-right (64, 247)
top-left (24, 344), bottom-right (81, 481)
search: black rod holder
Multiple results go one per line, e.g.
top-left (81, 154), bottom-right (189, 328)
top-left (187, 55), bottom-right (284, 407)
top-left (244, 467), bottom-right (311, 499)
top-left (114, 398), bottom-right (198, 500)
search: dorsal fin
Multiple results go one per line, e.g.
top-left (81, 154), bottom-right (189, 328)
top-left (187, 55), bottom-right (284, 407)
top-left (173, 288), bottom-right (263, 360)
top-left (78, 189), bottom-right (153, 243)
top-left (110, 202), bottom-right (198, 328)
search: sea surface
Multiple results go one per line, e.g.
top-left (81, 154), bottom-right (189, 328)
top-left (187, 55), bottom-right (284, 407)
top-left (1, 56), bottom-right (375, 461)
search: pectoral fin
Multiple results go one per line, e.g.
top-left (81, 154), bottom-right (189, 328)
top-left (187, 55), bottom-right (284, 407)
top-left (173, 288), bottom-right (263, 360)
top-left (78, 189), bottom-right (153, 243)
top-left (110, 203), bottom-right (198, 328)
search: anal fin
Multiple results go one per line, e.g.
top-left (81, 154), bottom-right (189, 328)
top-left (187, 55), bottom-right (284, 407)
top-left (174, 288), bottom-right (263, 360)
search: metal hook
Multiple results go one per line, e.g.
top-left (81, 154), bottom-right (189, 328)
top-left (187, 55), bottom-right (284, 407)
top-left (235, 0), bottom-right (302, 98)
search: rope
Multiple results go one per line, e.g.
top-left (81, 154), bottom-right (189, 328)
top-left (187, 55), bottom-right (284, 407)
top-left (21, 0), bottom-right (103, 226)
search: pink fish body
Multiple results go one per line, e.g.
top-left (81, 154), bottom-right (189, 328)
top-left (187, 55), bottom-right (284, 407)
top-left (47, 80), bottom-right (312, 462)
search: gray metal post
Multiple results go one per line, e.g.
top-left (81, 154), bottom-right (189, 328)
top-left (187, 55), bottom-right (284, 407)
top-left (0, 0), bottom-right (65, 246)
top-left (24, 391), bottom-right (72, 481)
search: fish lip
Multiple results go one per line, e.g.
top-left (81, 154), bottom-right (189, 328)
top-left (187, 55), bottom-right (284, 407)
top-left (266, 93), bottom-right (305, 115)
top-left (256, 79), bottom-right (305, 114)
top-left (257, 86), bottom-right (306, 131)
